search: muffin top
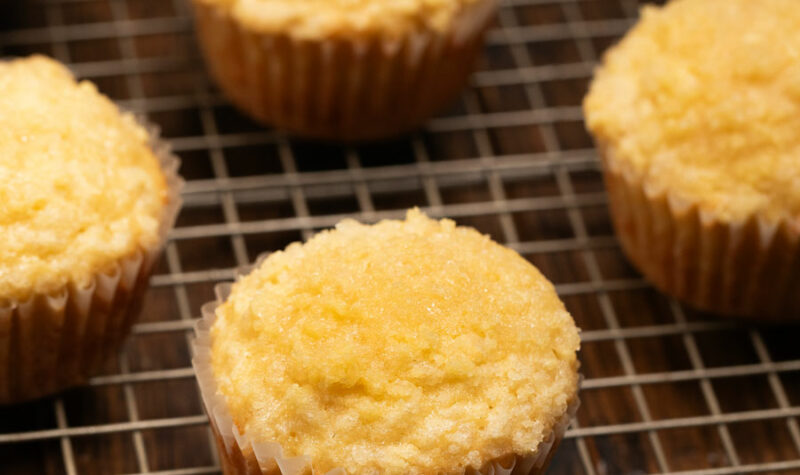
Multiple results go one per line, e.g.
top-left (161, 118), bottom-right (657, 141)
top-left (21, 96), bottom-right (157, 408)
top-left (0, 56), bottom-right (168, 303)
top-left (584, 0), bottom-right (800, 226)
top-left (211, 209), bottom-right (580, 475)
top-left (196, 0), bottom-right (485, 39)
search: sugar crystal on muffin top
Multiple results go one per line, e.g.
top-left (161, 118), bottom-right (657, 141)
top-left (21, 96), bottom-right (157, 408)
top-left (584, 0), bottom-right (800, 226)
top-left (0, 56), bottom-right (167, 302)
top-left (195, 0), bottom-right (486, 39)
top-left (210, 209), bottom-right (580, 475)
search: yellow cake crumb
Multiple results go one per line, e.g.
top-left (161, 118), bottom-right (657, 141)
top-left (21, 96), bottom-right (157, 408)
top-left (584, 0), bottom-right (800, 225)
top-left (195, 0), bottom-right (485, 39)
top-left (0, 56), bottom-right (168, 302)
top-left (211, 209), bottom-right (580, 475)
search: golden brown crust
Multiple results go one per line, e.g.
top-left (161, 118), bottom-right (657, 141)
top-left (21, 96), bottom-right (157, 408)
top-left (193, 208), bottom-right (580, 475)
top-left (584, 0), bottom-right (800, 226)
top-left (586, 0), bottom-right (800, 319)
top-left (600, 144), bottom-right (800, 319)
top-left (205, 397), bottom-right (574, 475)
top-left (0, 242), bottom-right (160, 403)
top-left (194, 0), bottom-right (484, 40)
top-left (207, 210), bottom-right (579, 474)
top-left (0, 105), bottom-right (183, 404)
top-left (192, 0), bottom-right (496, 140)
top-left (0, 56), bottom-right (169, 302)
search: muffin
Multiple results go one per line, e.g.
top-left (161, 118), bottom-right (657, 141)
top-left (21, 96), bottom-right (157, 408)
top-left (584, 0), bottom-right (800, 318)
top-left (192, 209), bottom-right (580, 475)
top-left (0, 55), bottom-right (183, 403)
top-left (190, 0), bottom-right (498, 141)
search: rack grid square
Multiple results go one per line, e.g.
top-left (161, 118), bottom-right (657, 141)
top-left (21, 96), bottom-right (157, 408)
top-left (2, 0), bottom-right (800, 474)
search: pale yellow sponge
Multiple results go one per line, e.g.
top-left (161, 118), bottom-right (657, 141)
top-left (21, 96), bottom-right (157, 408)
top-left (584, 0), bottom-right (800, 225)
top-left (210, 209), bottom-right (580, 475)
top-left (195, 0), bottom-right (485, 39)
top-left (0, 56), bottom-right (168, 302)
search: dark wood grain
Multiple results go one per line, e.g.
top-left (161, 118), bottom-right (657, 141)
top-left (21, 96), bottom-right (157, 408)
top-left (2, 1), bottom-right (800, 474)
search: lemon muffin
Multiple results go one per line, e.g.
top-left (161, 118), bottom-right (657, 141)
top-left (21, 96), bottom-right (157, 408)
top-left (190, 0), bottom-right (498, 140)
top-left (193, 209), bottom-right (580, 475)
top-left (584, 0), bottom-right (800, 318)
top-left (0, 55), bottom-right (183, 403)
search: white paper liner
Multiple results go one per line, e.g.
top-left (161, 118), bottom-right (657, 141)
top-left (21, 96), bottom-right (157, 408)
top-left (191, 0), bottom-right (498, 141)
top-left (600, 143), bottom-right (800, 319)
top-left (0, 118), bottom-right (183, 404)
top-left (191, 259), bottom-right (580, 475)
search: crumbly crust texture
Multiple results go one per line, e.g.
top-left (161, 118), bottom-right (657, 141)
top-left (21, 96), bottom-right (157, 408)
top-left (0, 56), bottom-right (168, 302)
top-left (194, 0), bottom-right (485, 39)
top-left (211, 209), bottom-right (580, 475)
top-left (584, 0), bottom-right (800, 226)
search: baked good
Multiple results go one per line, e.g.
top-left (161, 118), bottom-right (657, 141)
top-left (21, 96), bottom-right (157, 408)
top-left (583, 0), bottom-right (800, 318)
top-left (190, 0), bottom-right (498, 140)
top-left (0, 55), bottom-right (183, 403)
top-left (193, 209), bottom-right (580, 475)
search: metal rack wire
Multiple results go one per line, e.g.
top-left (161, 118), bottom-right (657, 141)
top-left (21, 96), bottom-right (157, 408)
top-left (3, 0), bottom-right (800, 473)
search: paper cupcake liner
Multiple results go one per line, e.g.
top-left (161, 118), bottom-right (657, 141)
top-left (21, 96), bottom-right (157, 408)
top-left (0, 120), bottom-right (183, 404)
top-left (600, 144), bottom-right (800, 319)
top-left (191, 0), bottom-right (497, 141)
top-left (191, 257), bottom-right (580, 475)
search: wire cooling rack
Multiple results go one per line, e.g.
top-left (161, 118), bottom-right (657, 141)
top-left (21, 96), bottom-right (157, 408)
top-left (4, 0), bottom-right (800, 474)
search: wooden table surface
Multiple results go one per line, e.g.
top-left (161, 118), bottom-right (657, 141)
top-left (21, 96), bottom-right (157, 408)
top-left (3, 1), bottom-right (800, 474)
